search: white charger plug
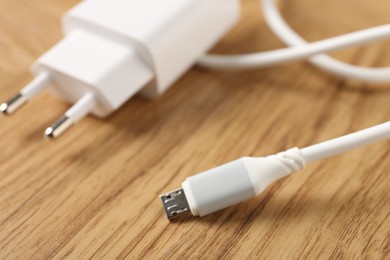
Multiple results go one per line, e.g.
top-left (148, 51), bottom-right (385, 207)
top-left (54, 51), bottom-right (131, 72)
top-left (161, 120), bottom-right (390, 219)
top-left (1, 0), bottom-right (240, 138)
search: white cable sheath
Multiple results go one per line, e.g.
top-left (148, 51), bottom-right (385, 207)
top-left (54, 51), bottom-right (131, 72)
top-left (200, 0), bottom-right (390, 83)
top-left (199, 24), bottom-right (390, 70)
top-left (301, 121), bottom-right (390, 163)
top-left (261, 0), bottom-right (390, 83)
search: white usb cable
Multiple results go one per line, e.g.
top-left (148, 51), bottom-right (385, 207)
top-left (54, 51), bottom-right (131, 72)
top-left (200, 0), bottom-right (390, 82)
top-left (261, 0), bottom-right (390, 82)
top-left (199, 23), bottom-right (390, 70)
top-left (161, 121), bottom-right (390, 219)
top-left (161, 0), bottom-right (390, 219)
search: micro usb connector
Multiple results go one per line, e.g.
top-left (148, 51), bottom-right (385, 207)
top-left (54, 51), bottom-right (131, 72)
top-left (160, 188), bottom-right (191, 220)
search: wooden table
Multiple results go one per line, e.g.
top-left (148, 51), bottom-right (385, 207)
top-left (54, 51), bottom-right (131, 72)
top-left (0, 0), bottom-right (389, 258)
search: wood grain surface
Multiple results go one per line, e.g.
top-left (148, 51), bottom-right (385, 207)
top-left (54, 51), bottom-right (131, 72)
top-left (0, 0), bottom-right (389, 259)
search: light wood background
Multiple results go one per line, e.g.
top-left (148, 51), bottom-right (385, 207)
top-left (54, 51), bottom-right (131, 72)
top-left (0, 0), bottom-right (389, 259)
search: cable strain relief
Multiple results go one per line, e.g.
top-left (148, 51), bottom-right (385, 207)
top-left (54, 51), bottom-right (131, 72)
top-left (182, 180), bottom-right (200, 217)
top-left (268, 147), bottom-right (305, 174)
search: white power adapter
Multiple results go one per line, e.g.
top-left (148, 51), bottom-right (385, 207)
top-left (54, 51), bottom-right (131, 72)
top-left (1, 0), bottom-right (240, 138)
top-left (2, 0), bottom-right (389, 139)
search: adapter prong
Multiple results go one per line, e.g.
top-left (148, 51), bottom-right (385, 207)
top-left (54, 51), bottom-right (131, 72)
top-left (1, 72), bottom-right (51, 115)
top-left (0, 93), bottom-right (27, 114)
top-left (45, 116), bottom-right (73, 139)
top-left (44, 92), bottom-right (96, 139)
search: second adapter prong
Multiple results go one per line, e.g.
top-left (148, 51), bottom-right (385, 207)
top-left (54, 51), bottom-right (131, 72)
top-left (45, 116), bottom-right (73, 139)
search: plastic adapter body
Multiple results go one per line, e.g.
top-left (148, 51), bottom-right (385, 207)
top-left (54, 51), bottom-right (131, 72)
top-left (34, 0), bottom-right (240, 117)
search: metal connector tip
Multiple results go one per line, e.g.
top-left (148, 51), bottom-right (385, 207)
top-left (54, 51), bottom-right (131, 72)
top-left (160, 188), bottom-right (191, 220)
top-left (0, 103), bottom-right (9, 114)
top-left (44, 127), bottom-right (56, 139)
top-left (45, 116), bottom-right (73, 139)
top-left (1, 93), bottom-right (27, 114)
